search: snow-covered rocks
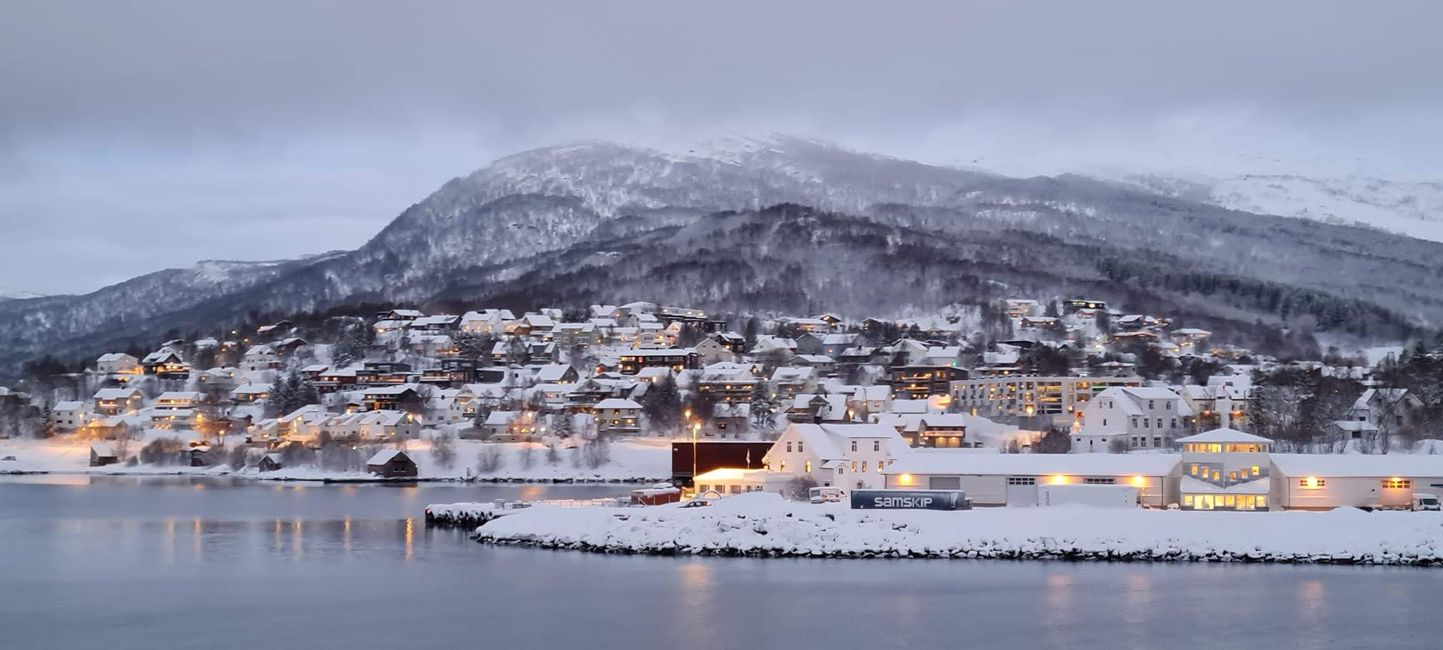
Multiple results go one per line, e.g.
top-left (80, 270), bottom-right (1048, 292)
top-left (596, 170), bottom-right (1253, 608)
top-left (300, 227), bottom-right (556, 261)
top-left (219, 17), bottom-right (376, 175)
top-left (471, 493), bottom-right (1443, 566)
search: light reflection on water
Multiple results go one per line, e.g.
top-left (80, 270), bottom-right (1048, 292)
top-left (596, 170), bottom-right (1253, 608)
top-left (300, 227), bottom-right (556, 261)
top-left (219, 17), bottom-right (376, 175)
top-left (2, 477), bottom-right (1442, 650)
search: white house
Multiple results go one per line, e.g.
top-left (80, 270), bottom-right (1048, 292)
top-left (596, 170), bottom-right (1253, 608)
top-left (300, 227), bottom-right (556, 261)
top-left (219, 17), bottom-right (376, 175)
top-left (762, 423), bottom-right (908, 490)
top-left (594, 398), bottom-right (642, 436)
top-left (51, 400), bottom-right (90, 432)
top-left (1073, 386), bottom-right (1193, 453)
top-left (96, 352), bottom-right (141, 379)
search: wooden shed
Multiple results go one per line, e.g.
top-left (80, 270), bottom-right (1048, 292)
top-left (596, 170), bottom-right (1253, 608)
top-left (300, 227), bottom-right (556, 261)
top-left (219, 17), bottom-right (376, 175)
top-left (89, 444), bottom-right (119, 467)
top-left (367, 449), bottom-right (418, 478)
top-left (256, 453), bottom-right (284, 472)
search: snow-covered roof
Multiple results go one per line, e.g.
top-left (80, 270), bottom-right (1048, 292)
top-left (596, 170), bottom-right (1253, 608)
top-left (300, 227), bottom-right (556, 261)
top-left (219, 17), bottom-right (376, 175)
top-left (53, 400), bottom-right (85, 411)
top-left (886, 450), bottom-right (1181, 478)
top-left (534, 365), bottom-right (573, 383)
top-left (367, 449), bottom-right (409, 465)
top-left (93, 387), bottom-right (140, 400)
top-left (595, 398), bottom-right (642, 410)
top-left (1270, 453), bottom-right (1443, 478)
top-left (784, 422), bottom-right (907, 461)
top-left (1175, 428), bottom-right (1272, 444)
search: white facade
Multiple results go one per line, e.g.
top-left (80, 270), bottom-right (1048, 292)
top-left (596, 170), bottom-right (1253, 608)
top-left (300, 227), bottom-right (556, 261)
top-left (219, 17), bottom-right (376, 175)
top-left (763, 423), bottom-right (907, 490)
top-left (1073, 386), bottom-right (1194, 453)
top-left (1177, 428), bottom-right (1273, 511)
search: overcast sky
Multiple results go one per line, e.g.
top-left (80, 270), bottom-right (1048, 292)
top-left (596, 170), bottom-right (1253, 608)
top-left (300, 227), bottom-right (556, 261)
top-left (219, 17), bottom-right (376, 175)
top-left (3, 0), bottom-right (1441, 295)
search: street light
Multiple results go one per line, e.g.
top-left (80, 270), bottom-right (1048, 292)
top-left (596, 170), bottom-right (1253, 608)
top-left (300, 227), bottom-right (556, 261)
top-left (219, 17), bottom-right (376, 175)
top-left (691, 421), bottom-right (701, 489)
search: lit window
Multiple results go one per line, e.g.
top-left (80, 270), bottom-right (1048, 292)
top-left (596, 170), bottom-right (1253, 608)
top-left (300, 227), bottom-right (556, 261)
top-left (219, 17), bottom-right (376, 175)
top-left (1383, 479), bottom-right (1412, 489)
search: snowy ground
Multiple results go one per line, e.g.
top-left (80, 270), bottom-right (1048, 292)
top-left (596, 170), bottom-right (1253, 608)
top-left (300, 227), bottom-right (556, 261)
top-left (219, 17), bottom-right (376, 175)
top-left (0, 436), bottom-right (671, 483)
top-left (471, 492), bottom-right (1443, 565)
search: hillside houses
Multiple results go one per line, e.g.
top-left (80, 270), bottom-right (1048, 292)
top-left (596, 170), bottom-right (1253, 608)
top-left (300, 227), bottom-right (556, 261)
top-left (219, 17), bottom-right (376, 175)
top-left (22, 292), bottom-right (1437, 480)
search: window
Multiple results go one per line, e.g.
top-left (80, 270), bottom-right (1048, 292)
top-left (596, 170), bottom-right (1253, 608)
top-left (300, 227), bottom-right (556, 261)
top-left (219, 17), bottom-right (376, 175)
top-left (851, 441), bottom-right (857, 452)
top-left (877, 460), bottom-right (884, 472)
top-left (798, 442), bottom-right (804, 453)
top-left (1007, 477), bottom-right (1036, 485)
top-left (1250, 465), bottom-right (1260, 476)
top-left (786, 441), bottom-right (793, 453)
top-left (1083, 477), bottom-right (1115, 485)
top-left (874, 440), bottom-right (881, 452)
top-left (851, 461), bottom-right (857, 472)
top-left (1299, 478), bottom-right (1325, 488)
top-left (804, 461), bottom-right (812, 473)
top-left (1383, 479), bottom-right (1412, 489)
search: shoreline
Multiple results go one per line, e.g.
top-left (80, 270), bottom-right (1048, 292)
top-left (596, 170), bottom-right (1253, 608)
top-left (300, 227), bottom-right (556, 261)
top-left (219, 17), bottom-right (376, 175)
top-left (2, 468), bottom-right (664, 485)
top-left (460, 493), bottom-right (1443, 567)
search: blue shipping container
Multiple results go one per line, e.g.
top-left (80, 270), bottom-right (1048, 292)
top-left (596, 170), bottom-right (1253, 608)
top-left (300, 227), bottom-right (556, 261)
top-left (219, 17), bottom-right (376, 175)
top-left (850, 489), bottom-right (970, 510)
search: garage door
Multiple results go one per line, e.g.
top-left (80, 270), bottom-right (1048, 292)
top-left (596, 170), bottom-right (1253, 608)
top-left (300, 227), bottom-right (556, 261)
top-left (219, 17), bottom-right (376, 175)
top-left (928, 476), bottom-right (961, 490)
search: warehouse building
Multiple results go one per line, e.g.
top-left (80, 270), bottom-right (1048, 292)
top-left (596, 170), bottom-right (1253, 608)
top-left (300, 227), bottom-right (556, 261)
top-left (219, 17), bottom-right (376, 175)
top-left (1270, 454), bottom-right (1443, 511)
top-left (881, 450), bottom-right (1180, 507)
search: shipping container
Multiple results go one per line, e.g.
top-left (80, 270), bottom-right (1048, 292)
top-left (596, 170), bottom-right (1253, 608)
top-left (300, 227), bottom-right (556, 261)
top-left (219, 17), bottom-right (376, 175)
top-left (850, 489), bottom-right (971, 510)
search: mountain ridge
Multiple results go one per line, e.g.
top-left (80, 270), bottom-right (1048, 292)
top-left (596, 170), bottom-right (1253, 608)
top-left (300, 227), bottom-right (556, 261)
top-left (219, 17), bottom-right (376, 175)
top-left (2, 137), bottom-right (1440, 374)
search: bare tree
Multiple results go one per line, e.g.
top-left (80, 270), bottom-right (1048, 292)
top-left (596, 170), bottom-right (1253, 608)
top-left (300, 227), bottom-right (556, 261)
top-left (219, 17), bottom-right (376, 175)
top-left (430, 432), bottom-right (456, 469)
top-left (476, 444), bottom-right (505, 474)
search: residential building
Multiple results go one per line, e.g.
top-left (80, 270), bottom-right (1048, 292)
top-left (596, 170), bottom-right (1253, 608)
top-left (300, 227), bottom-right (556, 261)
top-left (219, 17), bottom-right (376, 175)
top-left (1072, 386), bottom-right (1194, 453)
top-left (763, 422), bottom-right (908, 490)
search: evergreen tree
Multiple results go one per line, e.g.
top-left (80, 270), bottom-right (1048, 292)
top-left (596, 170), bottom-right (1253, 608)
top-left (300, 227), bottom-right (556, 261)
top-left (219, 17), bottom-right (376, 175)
top-left (642, 377), bottom-right (683, 433)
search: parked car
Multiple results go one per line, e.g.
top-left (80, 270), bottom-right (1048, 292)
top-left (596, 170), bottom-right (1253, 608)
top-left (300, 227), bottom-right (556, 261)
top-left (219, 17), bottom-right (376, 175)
top-left (679, 499), bottom-right (713, 509)
top-left (1413, 493), bottom-right (1440, 511)
top-left (809, 487), bottom-right (845, 503)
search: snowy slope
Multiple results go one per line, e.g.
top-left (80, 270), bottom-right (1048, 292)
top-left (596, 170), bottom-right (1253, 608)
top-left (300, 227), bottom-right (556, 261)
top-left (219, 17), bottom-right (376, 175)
top-left (1208, 175), bottom-right (1443, 242)
top-left (1122, 173), bottom-right (1443, 243)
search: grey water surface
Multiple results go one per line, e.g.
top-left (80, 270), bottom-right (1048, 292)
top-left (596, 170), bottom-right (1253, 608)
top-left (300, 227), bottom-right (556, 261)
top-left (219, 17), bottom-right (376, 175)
top-left (0, 475), bottom-right (1437, 649)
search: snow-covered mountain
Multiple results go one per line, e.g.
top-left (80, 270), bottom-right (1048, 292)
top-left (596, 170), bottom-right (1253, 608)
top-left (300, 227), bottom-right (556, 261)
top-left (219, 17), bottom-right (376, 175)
top-left (4, 137), bottom-right (1443, 372)
top-left (1123, 174), bottom-right (1443, 243)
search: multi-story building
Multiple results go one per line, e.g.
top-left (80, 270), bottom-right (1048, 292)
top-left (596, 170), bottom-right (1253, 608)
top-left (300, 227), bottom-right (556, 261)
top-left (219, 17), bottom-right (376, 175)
top-left (887, 365), bottom-right (966, 400)
top-left (951, 375), bottom-right (1142, 426)
top-left (1072, 386), bottom-right (1195, 453)
top-left (1177, 428), bottom-right (1272, 511)
top-left (617, 348), bottom-right (698, 375)
top-left (762, 423), bottom-right (907, 490)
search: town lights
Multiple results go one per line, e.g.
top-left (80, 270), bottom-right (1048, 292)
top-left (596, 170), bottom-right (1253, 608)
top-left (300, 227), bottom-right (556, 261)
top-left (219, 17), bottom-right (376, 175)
top-left (1049, 474), bottom-right (1069, 485)
top-left (1305, 476), bottom-right (1320, 489)
top-left (1131, 475), bottom-right (1145, 487)
top-left (897, 473), bottom-right (915, 486)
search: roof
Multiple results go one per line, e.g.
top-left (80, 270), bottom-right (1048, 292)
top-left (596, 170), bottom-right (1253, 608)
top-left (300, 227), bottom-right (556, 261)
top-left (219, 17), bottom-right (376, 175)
top-left (885, 450), bottom-right (1181, 477)
top-left (1269, 453), bottom-right (1443, 478)
top-left (94, 387), bottom-right (140, 400)
top-left (595, 398), bottom-right (641, 410)
top-left (367, 449), bottom-right (410, 465)
top-left (1175, 428), bottom-right (1272, 444)
top-left (534, 365), bottom-right (574, 382)
top-left (53, 400), bottom-right (85, 411)
top-left (781, 422), bottom-right (908, 462)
